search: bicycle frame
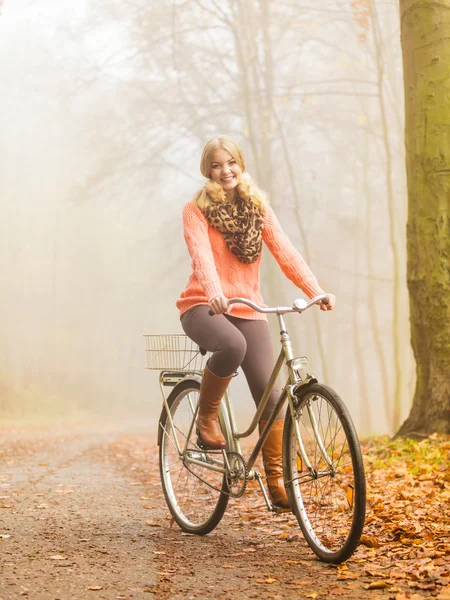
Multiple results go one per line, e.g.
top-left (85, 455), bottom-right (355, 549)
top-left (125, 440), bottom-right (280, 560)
top-left (220, 310), bottom-right (328, 478)
top-left (162, 295), bottom-right (334, 487)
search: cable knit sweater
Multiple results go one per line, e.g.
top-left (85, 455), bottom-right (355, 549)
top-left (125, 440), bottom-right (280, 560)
top-left (176, 201), bottom-right (325, 321)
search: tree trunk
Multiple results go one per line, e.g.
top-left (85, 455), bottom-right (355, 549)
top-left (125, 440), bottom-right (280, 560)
top-left (396, 0), bottom-right (450, 436)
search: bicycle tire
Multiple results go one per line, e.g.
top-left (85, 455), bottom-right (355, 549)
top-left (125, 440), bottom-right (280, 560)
top-left (159, 379), bottom-right (229, 535)
top-left (283, 382), bottom-right (366, 563)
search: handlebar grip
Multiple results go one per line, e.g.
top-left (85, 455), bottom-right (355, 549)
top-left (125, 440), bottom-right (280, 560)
top-left (321, 297), bottom-right (329, 306)
top-left (208, 309), bottom-right (214, 316)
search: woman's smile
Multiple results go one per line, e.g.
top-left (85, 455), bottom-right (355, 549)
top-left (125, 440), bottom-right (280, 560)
top-left (221, 175), bottom-right (235, 184)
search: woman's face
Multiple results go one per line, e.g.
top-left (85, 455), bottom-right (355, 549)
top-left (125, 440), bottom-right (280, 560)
top-left (209, 148), bottom-right (242, 194)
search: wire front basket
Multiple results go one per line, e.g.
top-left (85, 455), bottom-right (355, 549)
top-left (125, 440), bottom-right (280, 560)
top-left (144, 334), bottom-right (209, 372)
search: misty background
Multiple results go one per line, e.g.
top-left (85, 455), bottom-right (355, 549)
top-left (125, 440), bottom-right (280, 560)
top-left (0, 0), bottom-right (412, 434)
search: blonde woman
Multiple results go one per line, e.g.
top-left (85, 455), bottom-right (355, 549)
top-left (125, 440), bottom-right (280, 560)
top-left (176, 135), bottom-right (335, 509)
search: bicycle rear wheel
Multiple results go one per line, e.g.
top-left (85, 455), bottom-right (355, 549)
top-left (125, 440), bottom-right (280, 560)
top-left (283, 383), bottom-right (366, 563)
top-left (159, 379), bottom-right (229, 535)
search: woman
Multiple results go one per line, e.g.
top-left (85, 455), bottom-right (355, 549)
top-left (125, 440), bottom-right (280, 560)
top-left (176, 135), bottom-right (335, 509)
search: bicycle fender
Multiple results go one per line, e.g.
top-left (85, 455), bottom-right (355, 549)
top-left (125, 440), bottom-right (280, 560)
top-left (292, 376), bottom-right (318, 398)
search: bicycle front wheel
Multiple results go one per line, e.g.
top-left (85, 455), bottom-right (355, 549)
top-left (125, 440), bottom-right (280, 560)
top-left (159, 379), bottom-right (229, 535)
top-left (283, 383), bottom-right (366, 563)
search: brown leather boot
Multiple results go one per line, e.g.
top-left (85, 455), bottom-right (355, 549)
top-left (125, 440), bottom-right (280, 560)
top-left (197, 365), bottom-right (232, 449)
top-left (259, 419), bottom-right (290, 509)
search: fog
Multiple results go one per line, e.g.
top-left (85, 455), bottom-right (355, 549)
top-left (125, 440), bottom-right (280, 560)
top-left (0, 0), bottom-right (412, 434)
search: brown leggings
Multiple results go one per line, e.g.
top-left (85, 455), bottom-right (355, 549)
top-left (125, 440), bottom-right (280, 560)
top-left (180, 305), bottom-right (284, 421)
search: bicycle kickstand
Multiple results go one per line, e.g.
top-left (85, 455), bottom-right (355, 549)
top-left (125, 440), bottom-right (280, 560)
top-left (254, 471), bottom-right (290, 514)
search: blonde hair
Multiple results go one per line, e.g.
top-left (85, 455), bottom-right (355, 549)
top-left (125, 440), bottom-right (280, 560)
top-left (193, 135), bottom-right (268, 211)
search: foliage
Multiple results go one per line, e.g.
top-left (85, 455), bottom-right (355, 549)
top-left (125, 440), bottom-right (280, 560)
top-left (358, 435), bottom-right (450, 595)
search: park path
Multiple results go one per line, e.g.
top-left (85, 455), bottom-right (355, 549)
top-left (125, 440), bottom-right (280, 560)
top-left (1, 420), bottom-right (441, 600)
top-left (0, 420), bottom-right (161, 600)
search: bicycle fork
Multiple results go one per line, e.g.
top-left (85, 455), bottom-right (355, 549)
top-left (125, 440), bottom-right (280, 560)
top-left (279, 315), bottom-right (334, 478)
top-left (287, 384), bottom-right (335, 477)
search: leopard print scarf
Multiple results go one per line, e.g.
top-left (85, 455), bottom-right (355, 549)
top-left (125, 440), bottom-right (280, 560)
top-left (205, 196), bottom-right (264, 264)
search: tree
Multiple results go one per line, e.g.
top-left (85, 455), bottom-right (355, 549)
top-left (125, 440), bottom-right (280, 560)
top-left (396, 0), bottom-right (450, 436)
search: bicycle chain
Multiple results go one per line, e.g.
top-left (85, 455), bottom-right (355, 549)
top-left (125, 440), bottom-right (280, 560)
top-left (183, 450), bottom-right (248, 498)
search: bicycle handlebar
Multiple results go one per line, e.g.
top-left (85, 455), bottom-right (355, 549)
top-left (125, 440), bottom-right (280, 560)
top-left (208, 294), bottom-right (329, 317)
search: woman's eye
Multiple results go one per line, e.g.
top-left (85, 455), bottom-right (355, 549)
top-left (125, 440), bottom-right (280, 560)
top-left (229, 160), bottom-right (236, 165)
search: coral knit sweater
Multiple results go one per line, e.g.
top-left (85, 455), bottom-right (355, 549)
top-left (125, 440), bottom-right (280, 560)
top-left (176, 201), bottom-right (325, 321)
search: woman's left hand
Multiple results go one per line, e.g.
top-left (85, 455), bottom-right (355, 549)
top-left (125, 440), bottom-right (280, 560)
top-left (318, 293), bottom-right (336, 311)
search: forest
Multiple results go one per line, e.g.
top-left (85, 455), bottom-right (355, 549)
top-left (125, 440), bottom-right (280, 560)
top-left (0, 2), bottom-right (449, 599)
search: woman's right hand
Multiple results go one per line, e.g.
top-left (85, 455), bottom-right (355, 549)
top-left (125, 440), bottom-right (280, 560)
top-left (209, 295), bottom-right (229, 315)
top-left (318, 293), bottom-right (336, 311)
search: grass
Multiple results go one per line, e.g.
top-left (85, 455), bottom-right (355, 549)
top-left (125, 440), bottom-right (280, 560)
top-left (362, 434), bottom-right (450, 475)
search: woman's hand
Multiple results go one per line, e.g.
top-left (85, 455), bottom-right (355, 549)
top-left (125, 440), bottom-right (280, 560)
top-left (318, 293), bottom-right (336, 311)
top-left (209, 295), bottom-right (230, 315)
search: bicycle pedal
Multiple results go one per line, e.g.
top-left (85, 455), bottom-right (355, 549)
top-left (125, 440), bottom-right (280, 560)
top-left (195, 430), bottom-right (224, 452)
top-left (196, 437), bottom-right (209, 450)
top-left (196, 430), bottom-right (208, 449)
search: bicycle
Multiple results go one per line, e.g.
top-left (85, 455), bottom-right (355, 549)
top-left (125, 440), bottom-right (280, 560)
top-left (144, 295), bottom-right (366, 563)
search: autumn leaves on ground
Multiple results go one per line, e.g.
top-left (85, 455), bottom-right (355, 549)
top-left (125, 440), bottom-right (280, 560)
top-left (0, 422), bottom-right (449, 600)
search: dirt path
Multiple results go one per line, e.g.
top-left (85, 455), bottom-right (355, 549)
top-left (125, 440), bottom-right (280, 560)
top-left (0, 422), bottom-right (447, 600)
top-left (0, 421), bottom-right (162, 600)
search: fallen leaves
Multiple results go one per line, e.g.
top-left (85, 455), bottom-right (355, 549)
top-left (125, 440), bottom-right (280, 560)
top-left (359, 535), bottom-right (378, 548)
top-left (146, 520), bottom-right (160, 527)
top-left (256, 577), bottom-right (277, 584)
top-left (106, 431), bottom-right (450, 599)
top-left (87, 586), bottom-right (103, 591)
top-left (365, 580), bottom-right (389, 589)
top-left (337, 571), bottom-right (360, 580)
